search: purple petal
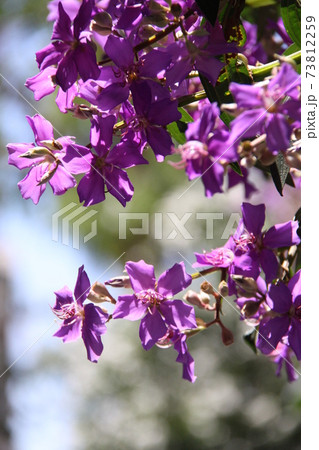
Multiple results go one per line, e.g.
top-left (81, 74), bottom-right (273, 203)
top-left (125, 260), bottom-right (156, 293)
top-left (257, 316), bottom-right (290, 354)
top-left (73, 0), bottom-right (93, 39)
top-left (36, 42), bottom-right (68, 70)
top-left (229, 82), bottom-right (263, 108)
top-left (105, 167), bottom-right (134, 206)
top-left (26, 114), bottom-right (54, 144)
top-left (52, 2), bottom-right (73, 42)
top-left (160, 300), bottom-right (197, 330)
top-left (288, 319), bottom-right (301, 360)
top-left (147, 98), bottom-right (181, 126)
top-left (265, 114), bottom-right (292, 153)
top-left (56, 51), bottom-right (78, 91)
top-left (107, 138), bottom-right (147, 169)
top-left (49, 165), bottom-right (76, 195)
top-left (112, 294), bottom-right (147, 321)
top-left (195, 54), bottom-right (224, 85)
top-left (229, 108), bottom-right (266, 146)
top-left (56, 83), bottom-right (78, 113)
top-left (74, 265), bottom-right (90, 305)
top-left (157, 262), bottom-right (192, 297)
top-left (90, 115), bottom-right (115, 151)
top-left (139, 310), bottom-right (167, 350)
top-left (201, 162), bottom-right (224, 197)
top-left (263, 220), bottom-right (300, 248)
top-left (145, 126), bottom-right (173, 162)
top-left (260, 248), bottom-right (279, 283)
top-left (62, 143), bottom-right (93, 174)
top-left (18, 166), bottom-right (46, 204)
top-left (73, 43), bottom-right (100, 82)
top-left (7, 143), bottom-right (40, 170)
top-left (288, 270), bottom-right (301, 306)
top-left (54, 319), bottom-right (82, 342)
top-left (97, 83), bottom-right (129, 111)
top-left (140, 50), bottom-right (171, 78)
top-left (82, 302), bottom-right (108, 363)
top-left (268, 63), bottom-right (300, 97)
top-left (104, 35), bottom-right (134, 70)
top-left (267, 282), bottom-right (292, 313)
top-left (241, 202), bottom-right (265, 236)
top-left (53, 286), bottom-right (74, 309)
top-left (77, 170), bottom-right (105, 206)
top-left (25, 67), bottom-right (56, 101)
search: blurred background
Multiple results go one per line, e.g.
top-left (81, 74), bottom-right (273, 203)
top-left (0, 1), bottom-right (300, 449)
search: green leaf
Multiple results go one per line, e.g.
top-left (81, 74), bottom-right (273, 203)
top-left (269, 152), bottom-right (294, 196)
top-left (245, 0), bottom-right (276, 6)
top-left (219, 0), bottom-right (246, 45)
top-left (243, 329), bottom-right (258, 354)
top-left (178, 107), bottom-right (194, 124)
top-left (281, 0), bottom-right (301, 48)
top-left (166, 107), bottom-right (194, 145)
top-left (229, 162), bottom-right (243, 177)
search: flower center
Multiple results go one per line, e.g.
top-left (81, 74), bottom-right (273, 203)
top-left (234, 231), bottom-right (256, 252)
top-left (136, 289), bottom-right (165, 306)
top-left (205, 248), bottom-right (234, 267)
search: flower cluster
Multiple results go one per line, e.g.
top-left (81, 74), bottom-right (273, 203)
top-left (6, 1), bottom-right (301, 384)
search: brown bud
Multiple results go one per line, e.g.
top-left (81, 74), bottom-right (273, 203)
top-left (105, 276), bottom-right (131, 289)
top-left (88, 282), bottom-right (116, 304)
top-left (91, 12), bottom-right (112, 35)
top-left (200, 281), bottom-right (215, 296)
top-left (220, 323), bottom-right (234, 346)
top-left (231, 275), bottom-right (258, 295)
top-left (242, 300), bottom-right (261, 318)
top-left (184, 290), bottom-right (205, 308)
top-left (218, 280), bottom-right (229, 297)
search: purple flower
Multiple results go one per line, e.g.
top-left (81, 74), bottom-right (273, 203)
top-left (52, 265), bottom-right (109, 362)
top-left (63, 115), bottom-right (148, 206)
top-left (229, 63), bottom-right (301, 154)
top-left (112, 260), bottom-right (196, 350)
top-left (129, 81), bottom-right (182, 161)
top-left (25, 67), bottom-right (78, 113)
top-left (7, 114), bottom-right (76, 204)
top-left (157, 326), bottom-right (197, 383)
top-left (171, 103), bottom-right (237, 197)
top-left (193, 247), bottom-right (234, 269)
top-left (37, 0), bottom-right (100, 91)
top-left (256, 270), bottom-right (301, 360)
top-left (165, 22), bottom-right (236, 87)
top-left (269, 342), bottom-right (299, 382)
top-left (228, 202), bottom-right (300, 283)
top-left (95, 35), bottom-right (171, 111)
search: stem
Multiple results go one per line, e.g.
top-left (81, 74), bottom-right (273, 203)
top-left (98, 8), bottom-right (196, 65)
top-left (177, 50), bottom-right (301, 108)
top-left (191, 267), bottom-right (220, 280)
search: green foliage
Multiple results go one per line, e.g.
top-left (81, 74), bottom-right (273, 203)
top-left (281, 0), bottom-right (301, 48)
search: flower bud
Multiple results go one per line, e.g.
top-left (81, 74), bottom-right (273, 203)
top-left (88, 282), bottom-right (116, 304)
top-left (241, 300), bottom-right (261, 318)
top-left (218, 280), bottom-right (229, 297)
top-left (19, 146), bottom-right (54, 159)
top-left (220, 323), bottom-right (234, 346)
top-left (200, 281), bottom-right (215, 296)
top-left (91, 12), bottom-right (113, 35)
top-left (231, 275), bottom-right (258, 295)
top-left (105, 276), bottom-right (131, 289)
top-left (40, 139), bottom-right (63, 151)
top-left (184, 290), bottom-right (205, 308)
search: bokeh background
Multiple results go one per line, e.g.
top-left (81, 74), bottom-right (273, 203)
top-left (0, 1), bottom-right (300, 449)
